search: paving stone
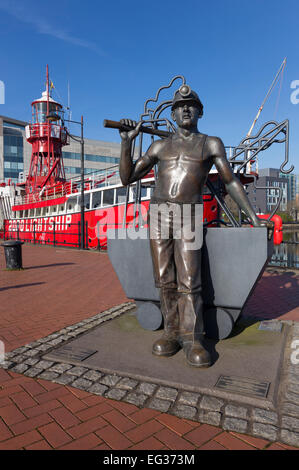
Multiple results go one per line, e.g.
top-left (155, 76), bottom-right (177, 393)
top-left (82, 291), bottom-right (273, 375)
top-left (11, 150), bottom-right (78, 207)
top-left (223, 417), bottom-right (248, 433)
top-left (66, 366), bottom-right (88, 377)
top-left (82, 324), bottom-right (95, 330)
top-left (225, 405), bottom-right (248, 419)
top-left (281, 402), bottom-right (299, 417)
top-left (80, 317), bottom-right (94, 324)
top-left (68, 332), bottom-right (79, 338)
top-left (84, 322), bottom-right (99, 329)
top-left (155, 386), bottom-right (178, 402)
top-left (124, 393), bottom-right (148, 406)
top-left (172, 405), bottom-right (197, 420)
top-left (71, 378), bottom-right (93, 390)
top-left (5, 351), bottom-right (18, 359)
top-left (148, 398), bottom-right (172, 413)
top-left (199, 396), bottom-right (224, 412)
top-left (73, 328), bottom-right (86, 335)
top-left (35, 344), bottom-right (52, 352)
top-left (10, 363), bottom-right (29, 374)
top-left (136, 382), bottom-right (158, 395)
top-left (48, 363), bottom-right (73, 374)
top-left (23, 367), bottom-right (41, 378)
top-left (46, 333), bottom-right (60, 340)
top-left (54, 374), bottom-right (75, 385)
top-left (22, 349), bottom-right (40, 357)
top-left (0, 360), bottom-right (14, 369)
top-left (99, 374), bottom-right (121, 387)
top-left (198, 410), bottom-right (221, 426)
top-left (37, 337), bottom-right (52, 343)
top-left (105, 388), bottom-right (128, 401)
top-left (88, 383), bottom-right (109, 396)
top-left (26, 341), bottom-right (41, 348)
top-left (13, 347), bottom-right (29, 354)
top-left (82, 370), bottom-right (103, 382)
top-left (115, 377), bottom-right (139, 390)
top-left (177, 391), bottom-right (200, 407)
top-left (35, 360), bottom-right (54, 370)
top-left (281, 416), bottom-right (299, 433)
top-left (12, 355), bottom-right (28, 364)
top-left (280, 429), bottom-right (299, 448)
top-left (252, 423), bottom-right (278, 441)
top-left (252, 408), bottom-right (278, 425)
top-left (23, 358), bottom-right (40, 366)
top-left (47, 338), bottom-right (64, 346)
top-left (38, 371), bottom-right (60, 381)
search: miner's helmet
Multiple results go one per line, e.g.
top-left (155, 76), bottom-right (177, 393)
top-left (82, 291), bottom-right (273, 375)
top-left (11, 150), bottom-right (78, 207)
top-left (171, 84), bottom-right (203, 116)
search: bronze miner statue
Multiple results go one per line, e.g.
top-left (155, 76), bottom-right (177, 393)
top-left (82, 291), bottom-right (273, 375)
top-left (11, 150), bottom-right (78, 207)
top-left (119, 84), bottom-right (270, 368)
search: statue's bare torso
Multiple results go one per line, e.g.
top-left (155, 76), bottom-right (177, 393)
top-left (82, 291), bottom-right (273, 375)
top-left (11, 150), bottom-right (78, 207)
top-left (152, 132), bottom-right (213, 203)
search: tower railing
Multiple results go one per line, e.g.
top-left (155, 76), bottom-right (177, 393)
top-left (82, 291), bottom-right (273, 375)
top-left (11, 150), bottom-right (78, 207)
top-left (25, 123), bottom-right (69, 144)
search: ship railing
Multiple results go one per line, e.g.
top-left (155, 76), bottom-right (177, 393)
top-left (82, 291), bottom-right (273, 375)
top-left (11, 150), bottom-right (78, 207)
top-left (12, 165), bottom-right (123, 206)
top-left (25, 123), bottom-right (69, 144)
top-left (66, 165), bottom-right (123, 196)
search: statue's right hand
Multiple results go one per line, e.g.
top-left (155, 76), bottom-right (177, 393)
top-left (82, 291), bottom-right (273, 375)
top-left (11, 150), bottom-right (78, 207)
top-left (119, 119), bottom-right (142, 142)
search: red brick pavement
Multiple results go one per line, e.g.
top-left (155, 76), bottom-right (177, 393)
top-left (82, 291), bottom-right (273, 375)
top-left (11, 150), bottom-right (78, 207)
top-left (0, 371), bottom-right (297, 451)
top-left (243, 269), bottom-right (299, 322)
top-left (0, 244), bottom-right (298, 450)
top-left (0, 245), bottom-right (128, 351)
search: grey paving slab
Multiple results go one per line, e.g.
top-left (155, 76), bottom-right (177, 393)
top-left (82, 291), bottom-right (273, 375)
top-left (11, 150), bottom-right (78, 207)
top-left (44, 311), bottom-right (287, 408)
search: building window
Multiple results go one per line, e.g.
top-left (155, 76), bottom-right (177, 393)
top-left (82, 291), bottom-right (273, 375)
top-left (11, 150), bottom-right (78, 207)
top-left (62, 151), bottom-right (119, 164)
top-left (102, 189), bottom-right (114, 206)
top-left (3, 126), bottom-right (24, 183)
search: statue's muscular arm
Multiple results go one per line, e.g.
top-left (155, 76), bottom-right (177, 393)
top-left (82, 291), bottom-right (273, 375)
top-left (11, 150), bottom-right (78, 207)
top-left (207, 136), bottom-right (261, 226)
top-left (120, 139), bottom-right (161, 185)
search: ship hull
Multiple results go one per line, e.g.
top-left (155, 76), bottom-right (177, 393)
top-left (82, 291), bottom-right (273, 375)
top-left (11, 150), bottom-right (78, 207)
top-left (3, 194), bottom-right (219, 249)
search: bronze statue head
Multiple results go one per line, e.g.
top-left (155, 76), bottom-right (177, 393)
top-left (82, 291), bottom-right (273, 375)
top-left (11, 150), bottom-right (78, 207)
top-left (171, 85), bottom-right (203, 115)
top-left (171, 85), bottom-right (203, 131)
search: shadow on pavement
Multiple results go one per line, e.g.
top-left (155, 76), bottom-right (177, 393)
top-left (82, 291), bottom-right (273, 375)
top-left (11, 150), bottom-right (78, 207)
top-left (0, 282), bottom-right (45, 291)
top-left (24, 263), bottom-right (75, 270)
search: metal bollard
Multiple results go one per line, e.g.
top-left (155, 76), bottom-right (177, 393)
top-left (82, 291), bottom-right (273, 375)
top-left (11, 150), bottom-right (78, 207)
top-left (1, 240), bottom-right (24, 269)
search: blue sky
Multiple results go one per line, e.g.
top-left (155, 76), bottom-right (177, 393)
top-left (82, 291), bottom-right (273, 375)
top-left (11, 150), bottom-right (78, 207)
top-left (0, 0), bottom-right (298, 172)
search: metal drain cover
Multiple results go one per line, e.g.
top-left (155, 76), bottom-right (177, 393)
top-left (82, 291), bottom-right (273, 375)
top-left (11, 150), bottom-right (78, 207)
top-left (215, 375), bottom-right (270, 398)
top-left (48, 345), bottom-right (97, 362)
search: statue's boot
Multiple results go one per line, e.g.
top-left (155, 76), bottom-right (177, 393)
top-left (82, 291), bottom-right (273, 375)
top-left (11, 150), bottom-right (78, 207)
top-left (178, 293), bottom-right (212, 368)
top-left (152, 288), bottom-right (181, 357)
